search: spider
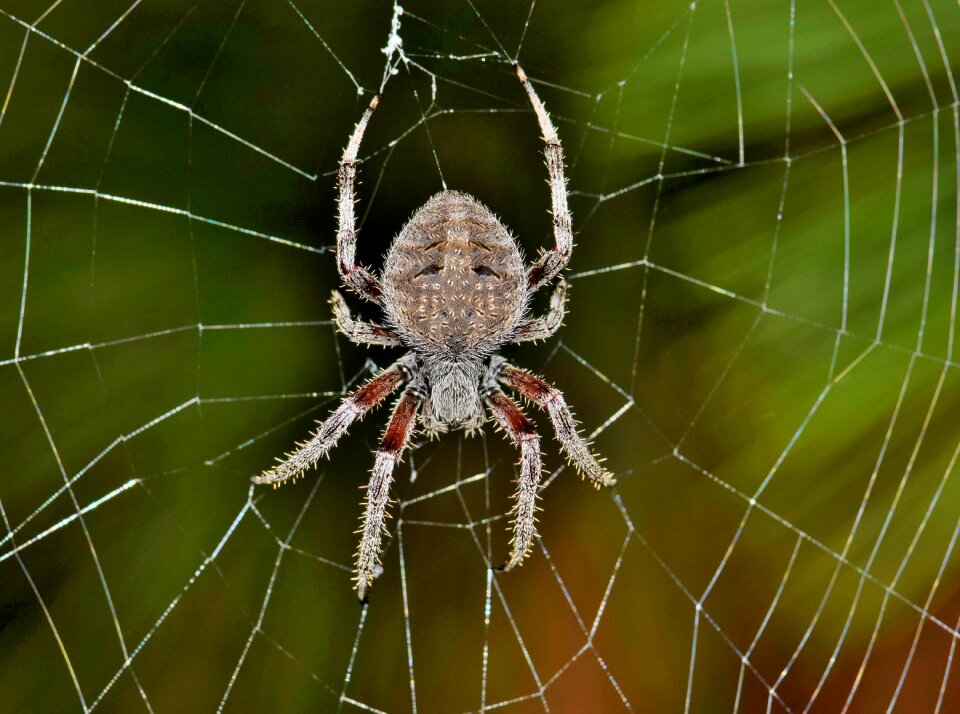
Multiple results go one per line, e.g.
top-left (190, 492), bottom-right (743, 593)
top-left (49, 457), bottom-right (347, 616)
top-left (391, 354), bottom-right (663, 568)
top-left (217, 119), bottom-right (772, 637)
top-left (253, 64), bottom-right (614, 601)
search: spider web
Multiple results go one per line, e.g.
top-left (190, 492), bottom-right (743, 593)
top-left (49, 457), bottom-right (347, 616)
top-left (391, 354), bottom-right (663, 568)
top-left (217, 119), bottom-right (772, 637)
top-left (1, 0), bottom-right (959, 711)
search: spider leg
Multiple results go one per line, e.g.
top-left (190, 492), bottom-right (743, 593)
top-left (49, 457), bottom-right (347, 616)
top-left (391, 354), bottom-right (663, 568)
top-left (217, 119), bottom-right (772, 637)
top-left (484, 387), bottom-right (543, 571)
top-left (515, 64), bottom-right (573, 292)
top-left (337, 94), bottom-right (385, 305)
top-left (355, 388), bottom-right (422, 601)
top-left (331, 290), bottom-right (401, 347)
top-left (494, 360), bottom-right (615, 488)
top-left (251, 356), bottom-right (413, 487)
top-left (511, 278), bottom-right (567, 344)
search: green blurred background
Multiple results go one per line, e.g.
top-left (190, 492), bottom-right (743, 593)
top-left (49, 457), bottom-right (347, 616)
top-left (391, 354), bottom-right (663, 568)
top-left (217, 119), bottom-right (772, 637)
top-left (1, 0), bottom-right (959, 711)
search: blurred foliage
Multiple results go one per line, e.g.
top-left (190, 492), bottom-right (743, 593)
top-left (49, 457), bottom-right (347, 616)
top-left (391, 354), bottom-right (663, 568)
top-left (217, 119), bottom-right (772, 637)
top-left (1, 0), bottom-right (959, 711)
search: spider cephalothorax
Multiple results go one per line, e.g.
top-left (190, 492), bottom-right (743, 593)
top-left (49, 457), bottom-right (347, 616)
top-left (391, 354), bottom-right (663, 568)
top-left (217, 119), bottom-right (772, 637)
top-left (253, 65), bottom-right (614, 601)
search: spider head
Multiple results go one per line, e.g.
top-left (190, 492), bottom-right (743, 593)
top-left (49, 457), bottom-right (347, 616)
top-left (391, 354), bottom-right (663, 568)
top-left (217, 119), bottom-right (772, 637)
top-left (383, 191), bottom-right (527, 356)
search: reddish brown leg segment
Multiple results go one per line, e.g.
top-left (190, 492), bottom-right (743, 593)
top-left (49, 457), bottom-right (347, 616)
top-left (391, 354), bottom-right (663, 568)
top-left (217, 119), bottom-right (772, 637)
top-left (356, 389), bottom-right (422, 601)
top-left (497, 363), bottom-right (614, 487)
top-left (252, 359), bottom-right (410, 487)
top-left (484, 388), bottom-right (543, 571)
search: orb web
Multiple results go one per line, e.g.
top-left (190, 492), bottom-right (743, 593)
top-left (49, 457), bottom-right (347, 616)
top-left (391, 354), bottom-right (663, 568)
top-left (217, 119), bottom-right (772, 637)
top-left (1, 0), bottom-right (959, 711)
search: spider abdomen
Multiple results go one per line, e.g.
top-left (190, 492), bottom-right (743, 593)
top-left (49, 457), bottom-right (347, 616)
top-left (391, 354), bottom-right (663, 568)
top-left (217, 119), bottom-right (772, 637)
top-left (383, 190), bottom-right (527, 356)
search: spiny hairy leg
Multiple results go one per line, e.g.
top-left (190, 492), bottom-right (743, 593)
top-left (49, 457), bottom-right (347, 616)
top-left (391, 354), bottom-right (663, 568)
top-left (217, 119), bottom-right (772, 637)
top-left (484, 387), bottom-right (543, 571)
top-left (356, 390), bottom-right (421, 601)
top-left (337, 93), bottom-right (384, 303)
top-left (251, 358), bottom-right (410, 487)
top-left (512, 278), bottom-right (567, 343)
top-left (331, 290), bottom-right (400, 347)
top-left (497, 361), bottom-right (615, 488)
top-left (514, 64), bottom-right (573, 291)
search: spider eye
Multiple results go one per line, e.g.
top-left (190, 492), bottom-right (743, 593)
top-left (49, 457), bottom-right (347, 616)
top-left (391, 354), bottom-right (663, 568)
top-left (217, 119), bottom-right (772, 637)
top-left (472, 265), bottom-right (498, 278)
top-left (416, 264), bottom-right (442, 277)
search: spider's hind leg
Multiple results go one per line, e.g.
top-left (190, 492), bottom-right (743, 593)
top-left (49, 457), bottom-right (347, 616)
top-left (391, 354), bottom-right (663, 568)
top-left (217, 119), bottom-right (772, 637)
top-left (514, 63), bottom-right (573, 292)
top-left (337, 94), bottom-right (385, 304)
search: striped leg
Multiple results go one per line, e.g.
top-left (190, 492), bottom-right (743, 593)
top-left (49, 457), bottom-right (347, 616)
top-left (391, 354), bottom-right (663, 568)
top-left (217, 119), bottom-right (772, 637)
top-left (252, 358), bottom-right (410, 487)
top-left (355, 389), bottom-right (422, 601)
top-left (497, 361), bottom-right (614, 488)
top-left (484, 387), bottom-right (543, 571)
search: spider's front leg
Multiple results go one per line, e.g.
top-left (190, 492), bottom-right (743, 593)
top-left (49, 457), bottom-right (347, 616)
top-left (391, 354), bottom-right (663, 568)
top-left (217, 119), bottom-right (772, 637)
top-left (251, 356), bottom-right (413, 487)
top-left (331, 290), bottom-right (401, 347)
top-left (495, 359), bottom-right (615, 488)
top-left (484, 387), bottom-right (543, 571)
top-left (337, 94), bottom-right (385, 304)
top-left (511, 278), bottom-right (567, 344)
top-left (356, 388), bottom-right (422, 601)
top-left (515, 64), bottom-right (573, 292)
